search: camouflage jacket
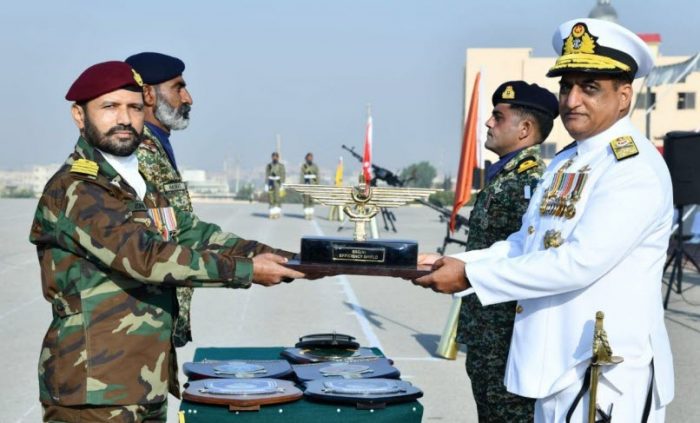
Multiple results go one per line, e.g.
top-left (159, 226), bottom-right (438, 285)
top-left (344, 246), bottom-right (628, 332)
top-left (137, 125), bottom-right (192, 212)
top-left (137, 125), bottom-right (194, 347)
top-left (30, 137), bottom-right (288, 406)
top-left (456, 145), bottom-right (544, 342)
top-left (265, 162), bottom-right (285, 188)
top-left (300, 162), bottom-right (319, 184)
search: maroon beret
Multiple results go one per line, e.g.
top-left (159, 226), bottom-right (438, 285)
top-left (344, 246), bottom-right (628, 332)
top-left (65, 61), bottom-right (144, 102)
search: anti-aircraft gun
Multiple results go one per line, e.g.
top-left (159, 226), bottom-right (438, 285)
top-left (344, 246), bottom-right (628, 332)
top-left (341, 144), bottom-right (469, 253)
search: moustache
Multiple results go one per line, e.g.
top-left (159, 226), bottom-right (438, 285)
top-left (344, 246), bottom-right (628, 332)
top-left (179, 104), bottom-right (191, 119)
top-left (105, 125), bottom-right (139, 138)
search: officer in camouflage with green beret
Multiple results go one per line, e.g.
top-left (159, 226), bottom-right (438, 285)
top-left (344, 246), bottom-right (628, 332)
top-left (30, 61), bottom-right (304, 423)
top-left (457, 81), bottom-right (558, 422)
top-left (125, 52), bottom-right (198, 348)
top-left (266, 151), bottom-right (285, 219)
top-left (300, 152), bottom-right (320, 220)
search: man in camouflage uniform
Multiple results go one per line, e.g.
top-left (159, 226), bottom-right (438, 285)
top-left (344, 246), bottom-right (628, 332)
top-left (300, 152), bottom-right (320, 219)
top-left (125, 52), bottom-right (197, 348)
top-left (266, 151), bottom-right (285, 218)
top-left (31, 61), bottom-right (304, 422)
top-left (456, 81), bottom-right (558, 422)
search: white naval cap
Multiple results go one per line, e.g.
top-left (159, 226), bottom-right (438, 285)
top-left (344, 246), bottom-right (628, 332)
top-left (547, 18), bottom-right (654, 79)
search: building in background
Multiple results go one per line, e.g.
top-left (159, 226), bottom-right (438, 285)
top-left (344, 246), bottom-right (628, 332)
top-left (464, 0), bottom-right (700, 164)
top-left (181, 169), bottom-right (234, 201)
top-left (0, 164), bottom-right (60, 197)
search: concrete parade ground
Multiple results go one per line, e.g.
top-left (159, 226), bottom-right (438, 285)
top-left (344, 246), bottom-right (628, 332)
top-left (1, 198), bottom-right (699, 422)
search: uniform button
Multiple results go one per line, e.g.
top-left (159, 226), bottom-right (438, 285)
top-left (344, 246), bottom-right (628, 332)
top-left (516, 305), bottom-right (524, 314)
top-left (527, 226), bottom-right (535, 234)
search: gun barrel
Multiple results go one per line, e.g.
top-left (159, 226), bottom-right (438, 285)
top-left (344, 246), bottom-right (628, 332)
top-left (341, 144), bottom-right (363, 161)
top-left (417, 199), bottom-right (469, 229)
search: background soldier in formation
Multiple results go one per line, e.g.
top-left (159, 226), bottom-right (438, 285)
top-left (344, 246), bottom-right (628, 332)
top-left (266, 151), bottom-right (285, 218)
top-left (455, 81), bottom-right (558, 422)
top-left (300, 152), bottom-right (320, 219)
top-left (31, 61), bottom-right (304, 422)
top-left (126, 51), bottom-right (197, 348)
top-left (415, 18), bottom-right (674, 422)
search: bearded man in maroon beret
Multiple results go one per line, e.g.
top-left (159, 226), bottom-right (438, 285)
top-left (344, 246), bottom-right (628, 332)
top-left (31, 61), bottom-right (302, 423)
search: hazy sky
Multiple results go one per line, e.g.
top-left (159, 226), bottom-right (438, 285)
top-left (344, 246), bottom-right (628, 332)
top-left (2, 0), bottom-right (699, 177)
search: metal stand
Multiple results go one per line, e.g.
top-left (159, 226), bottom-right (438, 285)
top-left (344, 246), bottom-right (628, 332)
top-left (380, 208), bottom-right (397, 233)
top-left (664, 205), bottom-right (700, 308)
top-left (437, 222), bottom-right (468, 255)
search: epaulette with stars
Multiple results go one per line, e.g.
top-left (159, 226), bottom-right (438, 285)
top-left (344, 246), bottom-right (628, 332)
top-left (610, 136), bottom-right (639, 161)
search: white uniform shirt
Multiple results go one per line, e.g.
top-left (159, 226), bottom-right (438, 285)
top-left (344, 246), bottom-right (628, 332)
top-left (101, 151), bottom-right (147, 200)
top-left (452, 117), bottom-right (674, 405)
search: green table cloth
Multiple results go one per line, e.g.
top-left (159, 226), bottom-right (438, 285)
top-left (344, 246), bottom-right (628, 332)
top-left (178, 347), bottom-right (424, 423)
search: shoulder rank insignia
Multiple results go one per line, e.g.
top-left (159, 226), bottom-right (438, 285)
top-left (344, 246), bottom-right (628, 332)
top-left (610, 136), bottom-right (639, 161)
top-left (70, 159), bottom-right (99, 177)
top-left (517, 159), bottom-right (538, 174)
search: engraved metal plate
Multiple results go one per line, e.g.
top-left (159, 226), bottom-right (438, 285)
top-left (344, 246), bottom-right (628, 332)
top-left (321, 379), bottom-right (405, 395)
top-left (332, 244), bottom-right (386, 263)
top-left (199, 379), bottom-right (282, 396)
top-left (319, 363), bottom-right (373, 377)
top-left (213, 361), bottom-right (267, 377)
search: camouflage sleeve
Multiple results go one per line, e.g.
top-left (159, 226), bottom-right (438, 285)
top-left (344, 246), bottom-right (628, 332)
top-left (135, 144), bottom-right (161, 188)
top-left (485, 174), bottom-right (538, 238)
top-left (280, 164), bottom-right (286, 183)
top-left (175, 209), bottom-right (297, 259)
top-left (45, 178), bottom-right (253, 288)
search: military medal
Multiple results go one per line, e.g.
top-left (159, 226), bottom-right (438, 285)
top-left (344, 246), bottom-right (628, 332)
top-left (147, 206), bottom-right (178, 240)
top-left (543, 230), bottom-right (564, 249)
top-left (539, 157), bottom-right (589, 219)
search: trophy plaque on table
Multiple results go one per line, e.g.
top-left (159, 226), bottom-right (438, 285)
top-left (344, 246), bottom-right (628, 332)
top-left (182, 378), bottom-right (302, 411)
top-left (283, 182), bottom-right (437, 278)
top-left (183, 359), bottom-right (294, 380)
top-left (303, 378), bottom-right (423, 408)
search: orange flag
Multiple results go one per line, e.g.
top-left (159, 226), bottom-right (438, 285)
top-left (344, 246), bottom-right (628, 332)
top-left (450, 72), bottom-right (481, 233)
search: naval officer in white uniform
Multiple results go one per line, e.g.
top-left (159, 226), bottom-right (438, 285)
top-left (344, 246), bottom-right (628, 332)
top-left (414, 18), bottom-right (673, 422)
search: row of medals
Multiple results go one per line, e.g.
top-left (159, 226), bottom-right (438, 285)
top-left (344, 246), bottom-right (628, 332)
top-left (539, 157), bottom-right (590, 220)
top-left (539, 158), bottom-right (590, 249)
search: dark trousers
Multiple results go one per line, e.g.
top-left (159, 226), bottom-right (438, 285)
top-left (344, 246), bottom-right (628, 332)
top-left (461, 296), bottom-right (535, 423)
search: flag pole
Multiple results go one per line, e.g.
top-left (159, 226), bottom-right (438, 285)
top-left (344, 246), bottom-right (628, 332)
top-left (436, 72), bottom-right (482, 360)
top-left (363, 103), bottom-right (380, 239)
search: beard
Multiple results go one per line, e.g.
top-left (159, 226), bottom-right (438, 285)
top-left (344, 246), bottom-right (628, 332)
top-left (154, 88), bottom-right (191, 131)
top-left (83, 114), bottom-right (143, 157)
